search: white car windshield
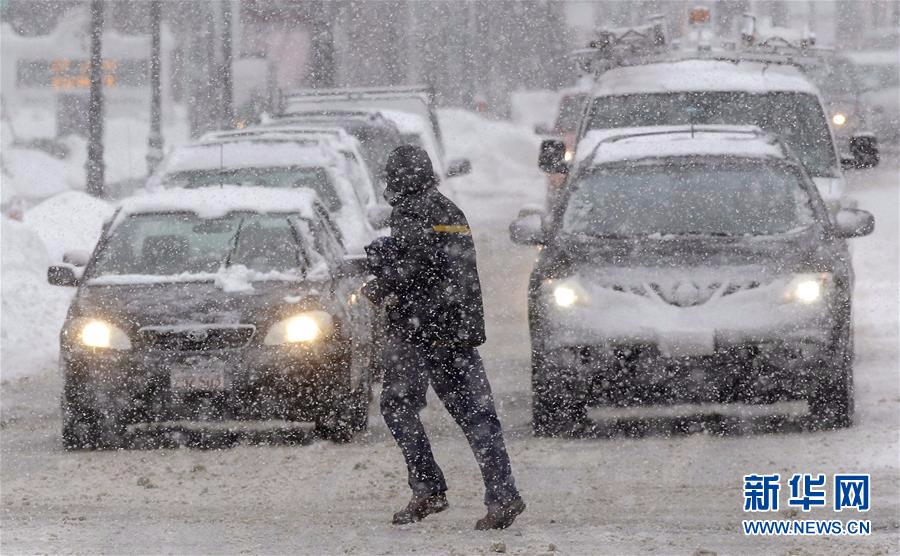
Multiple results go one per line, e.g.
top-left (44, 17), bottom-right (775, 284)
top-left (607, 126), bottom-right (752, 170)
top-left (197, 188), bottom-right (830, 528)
top-left (562, 160), bottom-right (815, 238)
top-left (89, 213), bottom-right (309, 278)
top-left (584, 92), bottom-right (837, 177)
top-left (164, 167), bottom-right (341, 211)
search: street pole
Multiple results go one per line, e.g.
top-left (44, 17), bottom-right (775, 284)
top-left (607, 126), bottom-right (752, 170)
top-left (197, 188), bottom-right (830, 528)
top-left (309, 0), bottom-right (335, 88)
top-left (85, 0), bottom-right (105, 197)
top-left (221, 0), bottom-right (234, 128)
top-left (146, 0), bottom-right (164, 175)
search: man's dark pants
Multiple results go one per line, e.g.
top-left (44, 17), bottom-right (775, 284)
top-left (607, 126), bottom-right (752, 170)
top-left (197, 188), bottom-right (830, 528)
top-left (381, 335), bottom-right (519, 507)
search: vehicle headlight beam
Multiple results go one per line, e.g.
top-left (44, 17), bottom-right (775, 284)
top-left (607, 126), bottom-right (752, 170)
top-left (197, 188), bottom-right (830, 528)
top-left (785, 273), bottom-right (830, 304)
top-left (73, 318), bottom-right (132, 350)
top-left (264, 311), bottom-right (334, 345)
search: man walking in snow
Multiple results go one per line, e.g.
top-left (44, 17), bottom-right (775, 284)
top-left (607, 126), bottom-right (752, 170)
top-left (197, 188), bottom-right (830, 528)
top-left (362, 145), bottom-right (525, 530)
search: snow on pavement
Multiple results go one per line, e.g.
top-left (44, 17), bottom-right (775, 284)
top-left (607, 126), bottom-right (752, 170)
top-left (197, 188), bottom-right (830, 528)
top-left (0, 111), bottom-right (897, 554)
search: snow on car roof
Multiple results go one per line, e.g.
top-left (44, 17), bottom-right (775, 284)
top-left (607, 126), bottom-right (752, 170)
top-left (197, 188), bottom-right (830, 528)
top-left (592, 59), bottom-right (819, 97)
top-left (115, 186), bottom-right (320, 221)
top-left (202, 126), bottom-right (357, 147)
top-left (580, 125), bottom-right (786, 166)
top-left (165, 140), bottom-right (336, 174)
top-left (843, 50), bottom-right (899, 67)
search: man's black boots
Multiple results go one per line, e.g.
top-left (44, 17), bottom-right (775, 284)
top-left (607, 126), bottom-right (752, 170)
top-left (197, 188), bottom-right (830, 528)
top-left (474, 497), bottom-right (526, 530)
top-left (391, 493), bottom-right (449, 525)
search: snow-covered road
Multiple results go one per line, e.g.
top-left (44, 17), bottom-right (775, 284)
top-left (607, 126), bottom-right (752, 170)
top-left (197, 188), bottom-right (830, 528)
top-left (1, 112), bottom-right (897, 554)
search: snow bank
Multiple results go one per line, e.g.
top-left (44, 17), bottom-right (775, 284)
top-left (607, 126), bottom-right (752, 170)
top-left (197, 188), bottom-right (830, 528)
top-left (509, 88), bottom-right (559, 129)
top-left (23, 191), bottom-right (113, 262)
top-left (2, 193), bottom-right (111, 380)
top-left (2, 109), bottom-right (191, 212)
top-left (0, 217), bottom-right (73, 380)
top-left (1, 147), bottom-right (81, 206)
top-left (438, 108), bottom-right (546, 222)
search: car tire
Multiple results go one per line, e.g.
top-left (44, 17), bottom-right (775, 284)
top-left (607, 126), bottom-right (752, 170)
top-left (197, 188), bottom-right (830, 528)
top-left (316, 341), bottom-right (372, 443)
top-left (531, 349), bottom-right (587, 437)
top-left (809, 318), bottom-right (855, 430)
top-left (62, 376), bottom-right (125, 450)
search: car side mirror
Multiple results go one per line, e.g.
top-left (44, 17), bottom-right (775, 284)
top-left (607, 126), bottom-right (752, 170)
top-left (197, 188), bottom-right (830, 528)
top-left (48, 265), bottom-right (80, 287)
top-left (538, 139), bottom-right (568, 174)
top-left (63, 249), bottom-right (90, 267)
top-left (337, 255), bottom-right (370, 278)
top-left (509, 208), bottom-right (546, 245)
top-left (366, 205), bottom-right (392, 230)
top-left (446, 158), bottom-right (472, 178)
top-left (845, 135), bottom-right (880, 169)
top-left (834, 208), bottom-right (875, 238)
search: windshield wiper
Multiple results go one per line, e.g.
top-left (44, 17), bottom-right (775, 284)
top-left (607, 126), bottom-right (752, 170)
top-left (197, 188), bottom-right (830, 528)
top-left (677, 231), bottom-right (736, 237)
top-left (568, 231), bottom-right (631, 240)
top-left (223, 217), bottom-right (245, 268)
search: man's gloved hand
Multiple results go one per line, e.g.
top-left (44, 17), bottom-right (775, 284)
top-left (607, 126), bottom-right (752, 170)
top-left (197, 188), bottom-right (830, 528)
top-left (365, 236), bottom-right (399, 276)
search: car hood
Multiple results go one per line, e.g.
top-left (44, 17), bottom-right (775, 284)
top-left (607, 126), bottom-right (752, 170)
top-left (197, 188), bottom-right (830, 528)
top-left (71, 280), bottom-right (325, 332)
top-left (547, 226), bottom-right (834, 281)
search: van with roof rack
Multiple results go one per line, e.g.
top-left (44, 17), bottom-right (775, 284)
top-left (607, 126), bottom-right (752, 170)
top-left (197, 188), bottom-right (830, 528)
top-left (539, 9), bottom-right (880, 214)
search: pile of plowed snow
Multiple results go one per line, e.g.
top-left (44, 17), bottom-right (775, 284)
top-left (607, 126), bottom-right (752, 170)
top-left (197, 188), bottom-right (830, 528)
top-left (1, 193), bottom-right (112, 380)
top-left (438, 109), bottom-right (546, 220)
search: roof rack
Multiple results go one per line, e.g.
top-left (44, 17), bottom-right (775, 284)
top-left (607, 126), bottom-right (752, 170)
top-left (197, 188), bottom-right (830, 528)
top-left (282, 85), bottom-right (434, 104)
top-left (584, 125), bottom-right (787, 165)
top-left (573, 9), bottom-right (833, 76)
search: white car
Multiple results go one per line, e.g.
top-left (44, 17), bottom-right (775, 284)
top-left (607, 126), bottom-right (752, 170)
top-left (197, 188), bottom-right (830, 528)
top-left (152, 137), bottom-right (377, 254)
top-left (542, 58), bottom-right (877, 213)
top-left (846, 50), bottom-right (900, 146)
top-left (200, 126), bottom-right (391, 229)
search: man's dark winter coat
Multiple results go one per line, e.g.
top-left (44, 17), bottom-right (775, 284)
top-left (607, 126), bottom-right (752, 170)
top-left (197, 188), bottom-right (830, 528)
top-left (362, 146), bottom-right (486, 347)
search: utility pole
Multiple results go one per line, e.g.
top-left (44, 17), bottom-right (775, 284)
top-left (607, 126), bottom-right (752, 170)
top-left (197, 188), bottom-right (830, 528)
top-left (85, 0), bottom-right (105, 197)
top-left (221, 0), bottom-right (234, 127)
top-left (146, 0), bottom-right (163, 175)
top-left (309, 0), bottom-right (335, 88)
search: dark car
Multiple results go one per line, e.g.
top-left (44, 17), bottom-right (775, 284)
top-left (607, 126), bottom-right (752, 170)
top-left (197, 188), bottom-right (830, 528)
top-left (48, 187), bottom-right (375, 449)
top-left (513, 126), bottom-right (875, 436)
top-left (267, 110), bottom-right (406, 185)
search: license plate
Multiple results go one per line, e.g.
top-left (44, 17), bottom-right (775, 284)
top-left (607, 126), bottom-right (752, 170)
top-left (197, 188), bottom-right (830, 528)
top-left (170, 357), bottom-right (227, 391)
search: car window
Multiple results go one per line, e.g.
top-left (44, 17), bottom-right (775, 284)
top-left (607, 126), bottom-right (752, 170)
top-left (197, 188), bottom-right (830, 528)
top-left (562, 160), bottom-right (816, 237)
top-left (164, 167), bottom-right (343, 212)
top-left (89, 212), bottom-right (307, 278)
top-left (555, 94), bottom-right (589, 133)
top-left (312, 204), bottom-right (345, 263)
top-left (585, 91), bottom-right (837, 177)
top-left (340, 151), bottom-right (372, 205)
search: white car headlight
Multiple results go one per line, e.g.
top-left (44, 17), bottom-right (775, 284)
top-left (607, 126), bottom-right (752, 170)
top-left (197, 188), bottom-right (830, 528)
top-left (545, 279), bottom-right (588, 309)
top-left (832, 113), bottom-right (847, 127)
top-left (264, 311), bottom-right (334, 345)
top-left (785, 273), bottom-right (830, 304)
top-left (71, 318), bottom-right (132, 350)
top-left (554, 285), bottom-right (578, 307)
